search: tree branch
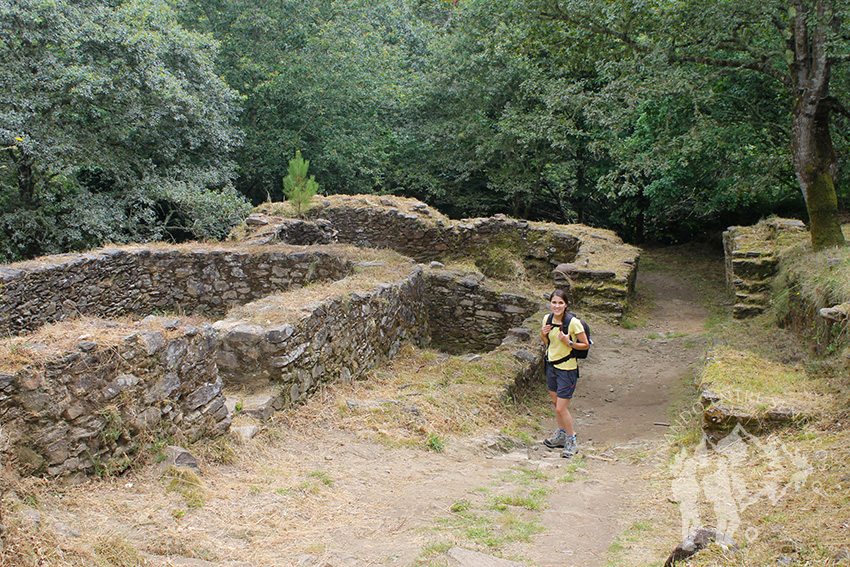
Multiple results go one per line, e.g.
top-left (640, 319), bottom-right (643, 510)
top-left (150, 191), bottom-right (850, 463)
top-left (826, 96), bottom-right (850, 119)
top-left (669, 53), bottom-right (788, 85)
top-left (539, 10), bottom-right (648, 53)
top-left (828, 54), bottom-right (850, 64)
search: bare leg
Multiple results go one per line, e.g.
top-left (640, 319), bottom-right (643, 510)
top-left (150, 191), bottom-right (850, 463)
top-left (555, 397), bottom-right (574, 437)
top-left (548, 390), bottom-right (564, 429)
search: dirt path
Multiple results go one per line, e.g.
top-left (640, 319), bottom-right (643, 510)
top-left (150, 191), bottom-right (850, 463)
top-left (14, 248), bottom-right (721, 567)
top-left (521, 263), bottom-right (714, 566)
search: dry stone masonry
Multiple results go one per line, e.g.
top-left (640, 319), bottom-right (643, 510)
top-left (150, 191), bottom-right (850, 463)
top-left (1, 319), bottom-right (226, 480)
top-left (244, 194), bottom-right (640, 321)
top-left (0, 195), bottom-right (641, 479)
top-left (0, 246), bottom-right (352, 336)
top-left (722, 218), bottom-right (807, 318)
top-left (213, 267), bottom-right (432, 404)
top-left (424, 268), bottom-right (539, 354)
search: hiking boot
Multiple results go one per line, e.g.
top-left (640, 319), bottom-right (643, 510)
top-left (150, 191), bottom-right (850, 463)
top-left (561, 436), bottom-right (578, 458)
top-left (543, 429), bottom-right (566, 448)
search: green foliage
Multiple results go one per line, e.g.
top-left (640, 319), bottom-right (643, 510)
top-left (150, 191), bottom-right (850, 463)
top-left (282, 150), bottom-right (319, 217)
top-left (179, 0), bottom-right (429, 203)
top-left (0, 0), bottom-right (249, 263)
top-left (5, 0), bottom-right (847, 257)
top-left (536, 0), bottom-right (848, 245)
top-left (426, 433), bottom-right (445, 452)
top-left (393, 0), bottom-right (589, 222)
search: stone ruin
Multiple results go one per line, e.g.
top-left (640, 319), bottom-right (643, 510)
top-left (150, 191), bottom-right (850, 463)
top-left (722, 217), bottom-right (807, 318)
top-left (0, 195), bottom-right (640, 480)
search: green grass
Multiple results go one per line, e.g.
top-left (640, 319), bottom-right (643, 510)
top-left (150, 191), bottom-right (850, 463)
top-left (306, 469), bottom-right (334, 486)
top-left (423, 464), bottom-right (555, 558)
top-left (497, 466), bottom-right (550, 484)
top-left (700, 346), bottom-right (803, 396)
top-left (489, 487), bottom-right (549, 511)
top-left (163, 466), bottom-right (206, 509)
top-left (426, 433), bottom-right (446, 452)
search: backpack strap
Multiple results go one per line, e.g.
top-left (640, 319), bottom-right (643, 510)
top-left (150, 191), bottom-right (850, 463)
top-left (546, 312), bottom-right (575, 365)
top-left (563, 313), bottom-right (575, 337)
top-left (548, 353), bottom-right (575, 365)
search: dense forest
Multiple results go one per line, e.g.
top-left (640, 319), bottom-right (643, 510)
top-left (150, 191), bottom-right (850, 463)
top-left (2, 0), bottom-right (848, 263)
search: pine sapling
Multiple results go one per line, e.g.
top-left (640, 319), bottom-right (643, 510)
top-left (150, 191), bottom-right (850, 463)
top-left (282, 150), bottom-right (319, 217)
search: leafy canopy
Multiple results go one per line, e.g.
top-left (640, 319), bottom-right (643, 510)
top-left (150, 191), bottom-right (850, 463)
top-left (0, 0), bottom-right (249, 262)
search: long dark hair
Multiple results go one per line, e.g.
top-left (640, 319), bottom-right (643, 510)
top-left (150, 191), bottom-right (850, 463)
top-left (550, 289), bottom-right (570, 306)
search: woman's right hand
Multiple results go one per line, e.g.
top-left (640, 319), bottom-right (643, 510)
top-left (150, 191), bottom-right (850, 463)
top-left (541, 324), bottom-right (552, 339)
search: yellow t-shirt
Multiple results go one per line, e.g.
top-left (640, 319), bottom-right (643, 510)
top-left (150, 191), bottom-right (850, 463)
top-left (544, 314), bottom-right (585, 370)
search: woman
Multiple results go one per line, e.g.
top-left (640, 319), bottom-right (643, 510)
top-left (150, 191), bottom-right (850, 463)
top-left (540, 289), bottom-right (589, 458)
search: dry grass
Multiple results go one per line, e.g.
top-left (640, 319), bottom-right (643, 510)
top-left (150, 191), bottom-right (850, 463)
top-left (219, 246), bottom-right (417, 327)
top-left (674, 425), bottom-right (850, 567)
top-left (1, 240), bottom-right (339, 271)
top-left (4, 213), bottom-right (844, 566)
top-left (699, 346), bottom-right (833, 419)
top-left (604, 238), bottom-right (850, 567)
top-left (275, 343), bottom-right (540, 450)
top-left (233, 196), bottom-right (638, 279)
top-left (0, 243), bottom-right (413, 370)
top-left (728, 217), bottom-right (810, 255)
top-left (778, 227), bottom-right (850, 307)
top-left (0, 314), bottom-right (212, 373)
top-left (311, 193), bottom-right (452, 224)
top-left (0, 275), bottom-right (547, 567)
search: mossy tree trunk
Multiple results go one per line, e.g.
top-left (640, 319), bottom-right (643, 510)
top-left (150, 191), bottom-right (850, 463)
top-left (789, 0), bottom-right (846, 251)
top-left (792, 99), bottom-right (845, 251)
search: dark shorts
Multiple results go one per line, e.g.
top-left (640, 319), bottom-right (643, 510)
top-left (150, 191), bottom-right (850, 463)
top-left (546, 364), bottom-right (579, 399)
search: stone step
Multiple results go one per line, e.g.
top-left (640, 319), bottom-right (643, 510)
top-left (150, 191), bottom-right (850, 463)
top-left (226, 390), bottom-right (285, 421)
top-left (733, 303), bottom-right (767, 319)
top-left (733, 291), bottom-right (769, 304)
top-left (729, 278), bottom-right (772, 294)
top-left (730, 256), bottom-right (779, 280)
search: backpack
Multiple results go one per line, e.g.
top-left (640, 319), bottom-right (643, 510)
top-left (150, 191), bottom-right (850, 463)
top-left (546, 312), bottom-right (592, 363)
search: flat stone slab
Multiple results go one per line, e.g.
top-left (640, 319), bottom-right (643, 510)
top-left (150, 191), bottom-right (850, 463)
top-left (447, 547), bottom-right (525, 567)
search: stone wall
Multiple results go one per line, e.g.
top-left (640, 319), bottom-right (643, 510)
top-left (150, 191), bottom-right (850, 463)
top-left (213, 269), bottom-right (431, 404)
top-left (722, 218), bottom-right (807, 318)
top-left (0, 246), bottom-right (352, 336)
top-left (305, 199), bottom-right (576, 272)
top-left (244, 194), bottom-right (640, 321)
top-left (0, 320), bottom-right (228, 481)
top-left (0, 243), bottom-right (546, 479)
top-left (424, 269), bottom-right (539, 354)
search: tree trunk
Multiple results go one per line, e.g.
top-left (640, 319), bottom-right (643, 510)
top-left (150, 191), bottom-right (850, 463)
top-left (7, 148), bottom-right (37, 209)
top-left (789, 0), bottom-right (846, 251)
top-left (791, 98), bottom-right (845, 250)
